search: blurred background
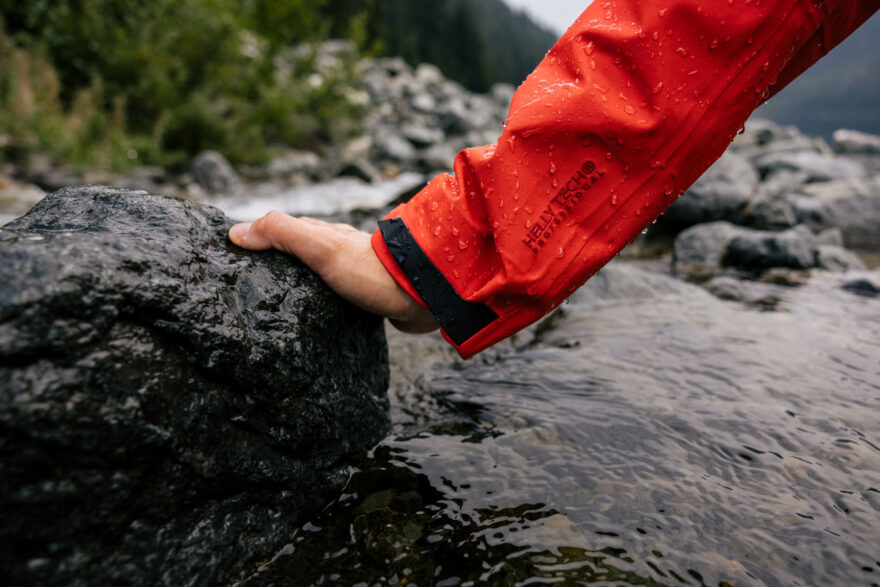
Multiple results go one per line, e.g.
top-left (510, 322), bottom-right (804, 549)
top-left (1, 0), bottom-right (876, 175)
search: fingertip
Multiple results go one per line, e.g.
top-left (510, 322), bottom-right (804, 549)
top-left (228, 222), bottom-right (252, 246)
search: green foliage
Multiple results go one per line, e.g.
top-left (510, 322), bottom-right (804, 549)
top-left (0, 0), bottom-right (365, 168)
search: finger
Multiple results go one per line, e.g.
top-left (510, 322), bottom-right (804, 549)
top-left (296, 217), bottom-right (360, 234)
top-left (296, 217), bottom-right (330, 227)
top-left (230, 211), bottom-right (343, 273)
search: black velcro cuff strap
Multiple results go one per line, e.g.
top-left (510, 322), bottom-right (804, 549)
top-left (378, 218), bottom-right (498, 345)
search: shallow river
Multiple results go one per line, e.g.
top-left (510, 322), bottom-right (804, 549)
top-left (242, 261), bottom-right (879, 586)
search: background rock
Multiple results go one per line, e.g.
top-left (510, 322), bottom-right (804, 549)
top-left (672, 221), bottom-right (746, 280)
top-left (0, 187), bottom-right (390, 585)
top-left (660, 151), bottom-right (758, 231)
top-left (833, 129), bottom-right (880, 154)
top-left (192, 150), bottom-right (243, 196)
top-left (816, 244), bottom-right (867, 272)
top-left (753, 150), bottom-right (866, 183)
top-left (724, 226), bottom-right (817, 271)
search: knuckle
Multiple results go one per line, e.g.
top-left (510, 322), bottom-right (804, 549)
top-left (260, 210), bottom-right (287, 234)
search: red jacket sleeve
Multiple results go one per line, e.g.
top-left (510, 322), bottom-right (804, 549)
top-left (371, 0), bottom-right (879, 359)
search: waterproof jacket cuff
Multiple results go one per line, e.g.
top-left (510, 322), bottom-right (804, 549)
top-left (371, 216), bottom-right (500, 358)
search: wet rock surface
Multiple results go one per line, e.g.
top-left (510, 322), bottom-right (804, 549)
top-left (0, 187), bottom-right (390, 585)
top-left (661, 151), bottom-right (759, 230)
top-left (665, 120), bottom-right (880, 283)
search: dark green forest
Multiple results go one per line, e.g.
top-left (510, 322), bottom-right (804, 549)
top-left (0, 0), bottom-right (556, 169)
top-left (323, 0), bottom-right (557, 92)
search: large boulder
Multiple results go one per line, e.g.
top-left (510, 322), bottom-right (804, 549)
top-left (672, 221), bottom-right (746, 280)
top-left (660, 151), bottom-right (759, 231)
top-left (192, 150), bottom-right (243, 196)
top-left (753, 151), bottom-right (866, 183)
top-left (724, 226), bottom-right (817, 271)
top-left (0, 187), bottom-right (390, 585)
top-left (833, 129), bottom-right (880, 155)
top-left (793, 175), bottom-right (880, 251)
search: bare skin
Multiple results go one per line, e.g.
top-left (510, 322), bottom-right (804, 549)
top-left (228, 211), bottom-right (439, 334)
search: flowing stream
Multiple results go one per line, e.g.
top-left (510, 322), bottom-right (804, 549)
top-left (241, 261), bottom-right (880, 586)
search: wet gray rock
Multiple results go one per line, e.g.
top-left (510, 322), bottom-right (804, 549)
top-left (489, 83), bottom-right (516, 110)
top-left (816, 227), bottom-right (845, 247)
top-left (401, 123), bottom-right (445, 149)
top-left (742, 196), bottom-right (798, 230)
top-left (421, 141), bottom-right (462, 172)
top-left (573, 262), bottom-right (707, 305)
top-left (833, 129), bottom-right (880, 154)
top-left (672, 221), bottom-right (746, 280)
top-left (671, 221), bottom-right (862, 278)
top-left (757, 168), bottom-right (812, 198)
top-left (724, 226), bottom-right (817, 271)
top-left (0, 187), bottom-right (390, 585)
top-left (338, 158), bottom-right (382, 183)
top-left (731, 118), bottom-right (832, 162)
top-left (704, 275), bottom-right (783, 307)
top-left (266, 150), bottom-right (327, 182)
top-left (371, 124), bottom-right (419, 164)
top-left (816, 245), bottom-right (867, 272)
top-left (753, 151), bottom-right (866, 183)
top-left (794, 176), bottom-right (880, 250)
top-left (192, 150), bottom-right (242, 195)
top-left (661, 151), bottom-right (758, 231)
top-left (841, 272), bottom-right (880, 297)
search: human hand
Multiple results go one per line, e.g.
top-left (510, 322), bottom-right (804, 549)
top-left (228, 211), bottom-right (439, 334)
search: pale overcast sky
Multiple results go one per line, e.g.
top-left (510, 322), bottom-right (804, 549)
top-left (503, 0), bottom-right (592, 34)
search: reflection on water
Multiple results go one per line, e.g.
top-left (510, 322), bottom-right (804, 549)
top-left (241, 262), bottom-right (880, 586)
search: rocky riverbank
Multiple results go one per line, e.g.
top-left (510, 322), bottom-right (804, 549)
top-left (3, 45), bottom-right (878, 281)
